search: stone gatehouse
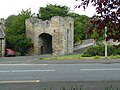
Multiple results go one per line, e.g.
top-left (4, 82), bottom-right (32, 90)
top-left (25, 16), bottom-right (74, 55)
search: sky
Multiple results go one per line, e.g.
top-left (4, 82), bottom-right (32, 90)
top-left (0, 0), bottom-right (96, 19)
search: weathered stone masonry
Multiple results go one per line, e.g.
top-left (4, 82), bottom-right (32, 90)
top-left (26, 16), bottom-right (74, 55)
top-left (0, 18), bottom-right (5, 57)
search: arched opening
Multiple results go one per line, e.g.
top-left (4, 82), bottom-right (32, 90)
top-left (39, 33), bottom-right (52, 54)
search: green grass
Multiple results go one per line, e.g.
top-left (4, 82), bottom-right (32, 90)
top-left (39, 54), bottom-right (93, 60)
top-left (110, 55), bottom-right (120, 59)
top-left (39, 54), bottom-right (120, 60)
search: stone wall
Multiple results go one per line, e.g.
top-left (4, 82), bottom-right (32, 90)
top-left (0, 18), bottom-right (5, 57)
top-left (26, 16), bottom-right (74, 55)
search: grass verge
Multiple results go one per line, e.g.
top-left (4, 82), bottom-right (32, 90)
top-left (39, 54), bottom-right (120, 60)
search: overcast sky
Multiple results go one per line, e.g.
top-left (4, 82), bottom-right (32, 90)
top-left (0, 0), bottom-right (96, 19)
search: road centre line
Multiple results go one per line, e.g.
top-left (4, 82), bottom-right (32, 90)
top-left (0, 69), bottom-right (55, 73)
top-left (80, 68), bottom-right (120, 71)
top-left (0, 80), bottom-right (40, 84)
top-left (0, 64), bottom-right (48, 66)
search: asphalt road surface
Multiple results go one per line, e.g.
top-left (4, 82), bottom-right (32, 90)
top-left (0, 63), bottom-right (120, 90)
top-left (0, 64), bottom-right (120, 81)
top-left (0, 55), bottom-right (51, 64)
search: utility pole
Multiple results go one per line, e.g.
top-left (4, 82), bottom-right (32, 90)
top-left (105, 26), bottom-right (107, 58)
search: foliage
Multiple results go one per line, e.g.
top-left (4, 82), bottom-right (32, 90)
top-left (69, 13), bottom-right (90, 43)
top-left (37, 4), bottom-right (69, 20)
top-left (5, 9), bottom-right (33, 55)
top-left (5, 15), bottom-right (16, 28)
top-left (83, 45), bottom-right (120, 56)
top-left (91, 28), bottom-right (104, 45)
top-left (75, 0), bottom-right (120, 46)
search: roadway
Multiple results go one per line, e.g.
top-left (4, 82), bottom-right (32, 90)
top-left (0, 64), bottom-right (120, 82)
top-left (0, 56), bottom-right (120, 90)
top-left (0, 63), bottom-right (120, 90)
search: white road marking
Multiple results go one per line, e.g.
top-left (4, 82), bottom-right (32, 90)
top-left (0, 64), bottom-right (48, 66)
top-left (12, 70), bottom-right (55, 72)
top-left (80, 68), bottom-right (120, 71)
top-left (0, 80), bottom-right (40, 84)
top-left (0, 71), bottom-right (10, 73)
top-left (0, 69), bottom-right (55, 73)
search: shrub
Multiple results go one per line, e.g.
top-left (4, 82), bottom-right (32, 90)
top-left (83, 45), bottom-right (120, 56)
top-left (81, 54), bottom-right (92, 57)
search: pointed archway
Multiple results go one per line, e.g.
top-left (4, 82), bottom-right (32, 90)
top-left (39, 33), bottom-right (52, 54)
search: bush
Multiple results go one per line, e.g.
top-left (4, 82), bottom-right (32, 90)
top-left (81, 54), bottom-right (92, 57)
top-left (83, 45), bottom-right (120, 56)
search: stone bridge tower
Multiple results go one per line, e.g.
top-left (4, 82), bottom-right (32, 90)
top-left (26, 16), bottom-right (74, 55)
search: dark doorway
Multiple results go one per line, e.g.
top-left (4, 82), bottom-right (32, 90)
top-left (39, 33), bottom-right (52, 54)
top-left (41, 46), bottom-right (43, 54)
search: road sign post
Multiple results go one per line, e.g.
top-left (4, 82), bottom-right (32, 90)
top-left (105, 26), bottom-right (107, 58)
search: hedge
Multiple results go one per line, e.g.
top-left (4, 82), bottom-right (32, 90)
top-left (82, 45), bottom-right (120, 56)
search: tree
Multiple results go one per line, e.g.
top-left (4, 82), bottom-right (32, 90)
top-left (69, 13), bottom-right (90, 43)
top-left (5, 15), bottom-right (16, 28)
top-left (75, 0), bottom-right (120, 45)
top-left (5, 9), bottom-right (33, 55)
top-left (37, 4), bottom-right (69, 20)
